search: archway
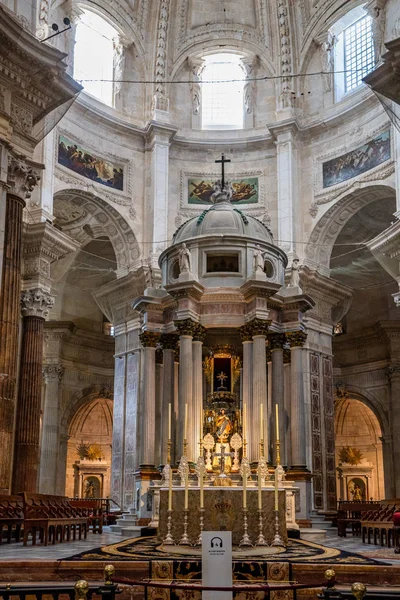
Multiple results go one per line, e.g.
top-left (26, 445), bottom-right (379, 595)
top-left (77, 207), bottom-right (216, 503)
top-left (65, 397), bottom-right (113, 498)
top-left (335, 397), bottom-right (384, 500)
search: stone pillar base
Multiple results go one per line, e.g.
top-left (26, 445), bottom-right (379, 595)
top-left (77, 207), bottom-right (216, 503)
top-left (135, 465), bottom-right (161, 521)
top-left (286, 470), bottom-right (313, 524)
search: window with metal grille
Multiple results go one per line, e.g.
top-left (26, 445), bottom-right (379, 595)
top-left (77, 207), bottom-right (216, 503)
top-left (344, 15), bottom-right (374, 93)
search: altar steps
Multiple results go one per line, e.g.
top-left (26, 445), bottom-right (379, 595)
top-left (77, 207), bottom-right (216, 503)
top-left (109, 513), bottom-right (142, 537)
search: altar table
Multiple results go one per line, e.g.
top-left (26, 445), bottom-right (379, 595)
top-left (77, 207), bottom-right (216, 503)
top-left (158, 487), bottom-right (287, 546)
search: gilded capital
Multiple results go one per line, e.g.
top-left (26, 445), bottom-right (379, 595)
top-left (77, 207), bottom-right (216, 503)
top-left (193, 323), bottom-right (207, 342)
top-left (268, 332), bottom-right (286, 350)
top-left (8, 157), bottom-right (41, 201)
top-left (139, 331), bottom-right (161, 348)
top-left (174, 318), bottom-right (198, 337)
top-left (42, 364), bottom-right (64, 382)
top-left (239, 323), bottom-right (253, 342)
top-left (247, 318), bottom-right (271, 338)
top-left (283, 348), bottom-right (291, 364)
top-left (21, 288), bottom-right (54, 319)
top-left (160, 333), bottom-right (179, 351)
top-left (286, 330), bottom-right (308, 348)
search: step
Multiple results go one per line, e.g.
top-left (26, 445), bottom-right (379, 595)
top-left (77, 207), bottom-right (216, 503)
top-left (109, 524), bottom-right (122, 534)
top-left (119, 516), bottom-right (138, 525)
top-left (310, 520), bottom-right (333, 530)
top-left (300, 528), bottom-right (327, 542)
top-left (119, 525), bottom-right (143, 538)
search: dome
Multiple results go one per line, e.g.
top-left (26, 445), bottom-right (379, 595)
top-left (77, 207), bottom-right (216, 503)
top-left (173, 200), bottom-right (273, 245)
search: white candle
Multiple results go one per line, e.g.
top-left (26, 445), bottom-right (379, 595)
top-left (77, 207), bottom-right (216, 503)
top-left (274, 468), bottom-right (279, 511)
top-left (258, 468), bottom-right (262, 510)
top-left (260, 404), bottom-right (263, 442)
top-left (275, 403), bottom-right (280, 442)
top-left (243, 473), bottom-right (247, 509)
top-left (168, 468), bottom-right (173, 511)
top-left (200, 463), bottom-right (204, 509)
top-left (184, 402), bottom-right (188, 442)
top-left (168, 403), bottom-right (171, 440)
top-left (184, 468), bottom-right (189, 509)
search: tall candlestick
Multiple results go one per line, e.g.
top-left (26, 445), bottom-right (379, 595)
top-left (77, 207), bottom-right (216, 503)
top-left (243, 473), bottom-right (247, 509)
top-left (243, 403), bottom-right (247, 457)
top-left (184, 402), bottom-right (188, 443)
top-left (168, 467), bottom-right (173, 511)
top-left (258, 468), bottom-right (262, 510)
top-left (275, 403), bottom-right (280, 442)
top-left (200, 463), bottom-right (204, 508)
top-left (184, 468), bottom-right (189, 509)
top-left (274, 467), bottom-right (279, 511)
top-left (260, 403), bottom-right (263, 443)
top-left (168, 403), bottom-right (171, 439)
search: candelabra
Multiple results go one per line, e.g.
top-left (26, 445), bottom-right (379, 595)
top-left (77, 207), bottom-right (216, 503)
top-left (239, 508), bottom-right (252, 547)
top-left (276, 439), bottom-right (281, 466)
top-left (167, 438), bottom-right (172, 465)
top-left (179, 509), bottom-right (191, 545)
top-left (163, 509), bottom-right (175, 545)
top-left (272, 510), bottom-right (285, 547)
top-left (256, 509), bottom-right (268, 546)
top-left (196, 507), bottom-right (205, 546)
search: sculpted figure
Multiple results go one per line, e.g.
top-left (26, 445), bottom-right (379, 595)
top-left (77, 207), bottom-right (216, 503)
top-left (179, 243), bottom-right (191, 273)
top-left (253, 245), bottom-right (265, 273)
top-left (288, 258), bottom-right (300, 287)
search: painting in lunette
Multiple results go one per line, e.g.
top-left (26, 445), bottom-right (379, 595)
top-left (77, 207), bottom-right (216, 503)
top-left (188, 177), bottom-right (259, 204)
top-left (322, 130), bottom-right (390, 188)
top-left (58, 134), bottom-right (124, 191)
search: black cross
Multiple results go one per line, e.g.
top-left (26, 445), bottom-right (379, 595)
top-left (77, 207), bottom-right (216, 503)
top-left (215, 154), bottom-right (231, 190)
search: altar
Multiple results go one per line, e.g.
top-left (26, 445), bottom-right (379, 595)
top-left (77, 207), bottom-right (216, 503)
top-left (157, 487), bottom-right (287, 546)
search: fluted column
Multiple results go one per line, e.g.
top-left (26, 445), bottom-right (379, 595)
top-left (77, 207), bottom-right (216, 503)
top-left (175, 319), bottom-right (195, 458)
top-left (239, 326), bottom-right (253, 456)
top-left (160, 334), bottom-right (179, 465)
top-left (287, 331), bottom-right (308, 470)
top-left (155, 349), bottom-right (163, 467)
top-left (192, 324), bottom-right (206, 462)
top-left (39, 364), bottom-right (64, 494)
top-left (387, 366), bottom-right (400, 496)
top-left (12, 289), bottom-right (54, 493)
top-left (269, 333), bottom-right (286, 465)
top-left (139, 331), bottom-right (160, 467)
top-left (0, 159), bottom-right (40, 492)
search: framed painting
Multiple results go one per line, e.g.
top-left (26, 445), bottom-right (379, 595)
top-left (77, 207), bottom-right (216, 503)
top-left (322, 130), bottom-right (390, 188)
top-left (188, 177), bottom-right (259, 204)
top-left (58, 134), bottom-right (124, 191)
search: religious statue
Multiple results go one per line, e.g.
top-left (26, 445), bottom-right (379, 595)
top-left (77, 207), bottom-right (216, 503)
top-left (179, 243), bottom-right (191, 273)
top-left (350, 483), bottom-right (363, 501)
top-left (288, 257), bottom-right (300, 287)
top-left (215, 409), bottom-right (232, 441)
top-left (85, 481), bottom-right (95, 498)
top-left (253, 245), bottom-right (265, 273)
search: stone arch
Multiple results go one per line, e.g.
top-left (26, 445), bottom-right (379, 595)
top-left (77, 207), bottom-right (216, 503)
top-left (335, 386), bottom-right (388, 437)
top-left (61, 386), bottom-right (114, 435)
top-left (305, 184), bottom-right (396, 276)
top-left (53, 189), bottom-right (141, 276)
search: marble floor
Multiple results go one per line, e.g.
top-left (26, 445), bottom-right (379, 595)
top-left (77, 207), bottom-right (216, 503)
top-left (0, 527), bottom-right (399, 564)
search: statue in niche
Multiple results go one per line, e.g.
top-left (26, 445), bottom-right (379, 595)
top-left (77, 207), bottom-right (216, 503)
top-left (350, 483), bottom-right (363, 501)
top-left (179, 243), bottom-right (191, 273)
top-left (85, 481), bottom-right (95, 498)
top-left (215, 409), bottom-right (233, 442)
top-left (253, 245), bottom-right (265, 273)
top-left (288, 257), bottom-right (300, 287)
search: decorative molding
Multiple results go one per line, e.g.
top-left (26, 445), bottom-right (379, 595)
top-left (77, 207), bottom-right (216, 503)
top-left (42, 364), bottom-right (64, 381)
top-left (286, 331), bottom-right (307, 347)
top-left (153, 0), bottom-right (170, 112)
top-left (7, 157), bottom-right (41, 200)
top-left (11, 101), bottom-right (33, 134)
top-left (55, 167), bottom-right (132, 207)
top-left (21, 288), bottom-right (54, 319)
top-left (277, 0), bottom-right (295, 109)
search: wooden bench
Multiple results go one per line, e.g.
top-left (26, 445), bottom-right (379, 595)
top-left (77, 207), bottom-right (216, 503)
top-left (361, 504), bottom-right (397, 547)
top-left (69, 499), bottom-right (103, 533)
top-left (22, 493), bottom-right (89, 546)
top-left (0, 495), bottom-right (24, 544)
top-left (337, 501), bottom-right (379, 537)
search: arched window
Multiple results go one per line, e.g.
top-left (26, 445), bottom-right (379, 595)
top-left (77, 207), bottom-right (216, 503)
top-left (201, 54), bottom-right (245, 130)
top-left (73, 10), bottom-right (118, 105)
top-left (332, 6), bottom-right (375, 101)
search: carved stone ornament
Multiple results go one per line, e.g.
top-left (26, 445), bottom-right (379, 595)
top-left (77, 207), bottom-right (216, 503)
top-left (268, 333), bottom-right (286, 350)
top-left (240, 318), bottom-right (271, 340)
top-left (8, 158), bottom-right (41, 200)
top-left (21, 288), bottom-right (54, 319)
top-left (160, 333), bottom-right (179, 351)
top-left (139, 331), bottom-right (161, 348)
top-left (174, 318), bottom-right (198, 337)
top-left (42, 364), bottom-right (64, 381)
top-left (286, 331), bottom-right (308, 348)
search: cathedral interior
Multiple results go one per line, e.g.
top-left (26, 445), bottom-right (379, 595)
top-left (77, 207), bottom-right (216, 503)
top-left (1, 0), bottom-right (400, 596)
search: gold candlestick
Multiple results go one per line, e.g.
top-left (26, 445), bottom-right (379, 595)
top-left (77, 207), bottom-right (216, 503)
top-left (276, 439), bottom-right (281, 467)
top-left (167, 439), bottom-right (172, 466)
top-left (259, 439), bottom-right (264, 458)
top-left (183, 438), bottom-right (188, 455)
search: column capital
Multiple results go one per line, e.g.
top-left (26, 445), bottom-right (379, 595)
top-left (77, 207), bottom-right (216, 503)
top-left (155, 348), bottom-right (163, 364)
top-left (286, 330), bottom-right (308, 348)
top-left (160, 332), bottom-right (179, 350)
top-left (192, 323), bottom-right (207, 342)
top-left (21, 288), bottom-right (54, 319)
top-left (42, 364), bottom-right (64, 382)
top-left (174, 317), bottom-right (197, 337)
top-left (7, 157), bottom-right (41, 201)
top-left (268, 332), bottom-right (286, 350)
top-left (139, 331), bottom-right (160, 348)
top-left (240, 318), bottom-right (271, 340)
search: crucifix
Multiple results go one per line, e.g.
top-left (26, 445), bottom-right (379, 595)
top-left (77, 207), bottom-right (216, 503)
top-left (215, 153), bottom-right (231, 190)
top-left (212, 443), bottom-right (234, 478)
top-left (216, 371), bottom-right (228, 389)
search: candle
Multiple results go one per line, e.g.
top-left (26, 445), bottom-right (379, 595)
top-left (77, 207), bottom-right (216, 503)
top-left (184, 468), bottom-right (189, 509)
top-left (274, 468), bottom-right (279, 511)
top-left (168, 403), bottom-right (171, 440)
top-left (184, 402), bottom-right (188, 443)
top-left (168, 467), bottom-right (173, 511)
top-left (275, 403), bottom-right (280, 442)
top-left (200, 463), bottom-right (204, 508)
top-left (243, 472), bottom-right (247, 509)
top-left (260, 404), bottom-right (263, 442)
top-left (258, 467), bottom-right (262, 510)
top-left (243, 403), bottom-right (246, 437)
top-left (200, 408), bottom-right (203, 445)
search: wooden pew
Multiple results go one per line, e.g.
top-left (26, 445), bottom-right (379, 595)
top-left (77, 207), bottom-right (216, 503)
top-left (0, 495), bottom-right (24, 544)
top-left (361, 504), bottom-right (397, 547)
top-left (22, 493), bottom-right (89, 546)
top-left (69, 499), bottom-right (103, 533)
top-left (337, 501), bottom-right (380, 537)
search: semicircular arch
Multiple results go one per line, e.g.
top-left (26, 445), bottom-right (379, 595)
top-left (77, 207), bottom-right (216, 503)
top-left (335, 385), bottom-right (388, 436)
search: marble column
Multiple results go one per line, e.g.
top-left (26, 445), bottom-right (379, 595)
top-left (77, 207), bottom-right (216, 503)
top-left (270, 333), bottom-right (286, 465)
top-left (12, 289), bottom-right (54, 493)
top-left (0, 158), bottom-right (40, 492)
top-left (192, 324), bottom-right (206, 462)
top-left (39, 364), bottom-right (64, 494)
top-left (287, 331), bottom-right (308, 470)
top-left (239, 325), bottom-right (253, 456)
top-left (160, 334), bottom-right (179, 465)
top-left (139, 331), bottom-right (160, 467)
top-left (155, 350), bottom-right (163, 467)
top-left (248, 319), bottom-right (270, 463)
top-left (388, 366), bottom-right (400, 496)
top-left (175, 319), bottom-right (195, 459)
top-left (56, 433), bottom-right (70, 495)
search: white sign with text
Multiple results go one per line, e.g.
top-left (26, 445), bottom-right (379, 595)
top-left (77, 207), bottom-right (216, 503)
top-left (202, 531), bottom-right (233, 600)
